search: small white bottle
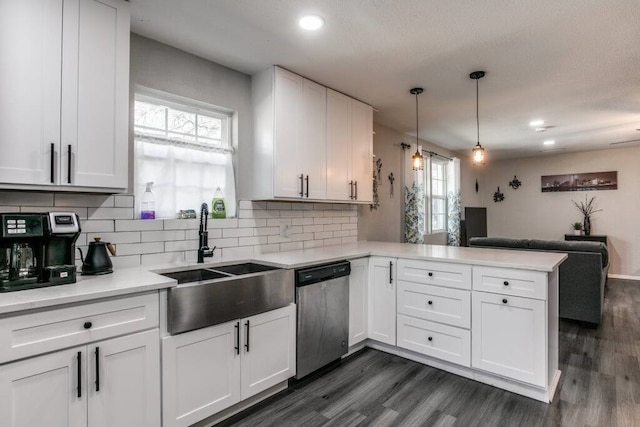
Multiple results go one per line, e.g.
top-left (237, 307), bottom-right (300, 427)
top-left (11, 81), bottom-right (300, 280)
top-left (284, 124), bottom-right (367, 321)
top-left (141, 182), bottom-right (156, 219)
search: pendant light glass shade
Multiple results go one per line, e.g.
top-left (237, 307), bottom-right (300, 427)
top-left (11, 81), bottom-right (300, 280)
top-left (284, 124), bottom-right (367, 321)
top-left (410, 88), bottom-right (424, 171)
top-left (470, 71), bottom-right (486, 165)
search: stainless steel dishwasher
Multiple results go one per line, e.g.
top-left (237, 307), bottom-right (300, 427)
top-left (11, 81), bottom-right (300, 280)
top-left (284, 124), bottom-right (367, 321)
top-left (295, 260), bottom-right (350, 379)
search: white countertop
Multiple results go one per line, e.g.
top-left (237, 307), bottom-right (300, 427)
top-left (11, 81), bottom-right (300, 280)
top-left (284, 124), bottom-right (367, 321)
top-left (0, 241), bottom-right (566, 315)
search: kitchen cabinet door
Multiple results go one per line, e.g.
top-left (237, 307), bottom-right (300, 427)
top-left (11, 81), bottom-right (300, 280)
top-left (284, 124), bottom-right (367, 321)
top-left (0, 0), bottom-right (63, 186)
top-left (326, 89), bottom-right (373, 202)
top-left (162, 322), bottom-right (241, 427)
top-left (326, 89), bottom-right (352, 201)
top-left (350, 98), bottom-right (373, 203)
top-left (61, 0), bottom-right (129, 189)
top-left (368, 257), bottom-right (397, 345)
top-left (349, 257), bottom-right (369, 346)
top-left (0, 347), bottom-right (86, 427)
top-left (240, 304), bottom-right (296, 400)
top-left (88, 330), bottom-right (160, 427)
top-left (0, 0), bottom-right (129, 191)
top-left (300, 78), bottom-right (327, 199)
top-left (472, 291), bottom-right (546, 387)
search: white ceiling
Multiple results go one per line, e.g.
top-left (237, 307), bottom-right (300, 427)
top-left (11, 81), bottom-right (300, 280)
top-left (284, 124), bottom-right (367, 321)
top-left (130, 0), bottom-right (640, 160)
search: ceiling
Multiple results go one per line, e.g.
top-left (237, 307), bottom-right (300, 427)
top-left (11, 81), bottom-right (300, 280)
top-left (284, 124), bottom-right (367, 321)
top-left (130, 0), bottom-right (640, 160)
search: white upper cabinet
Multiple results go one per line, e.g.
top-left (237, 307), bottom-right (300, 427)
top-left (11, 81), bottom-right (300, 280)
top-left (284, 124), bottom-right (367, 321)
top-left (0, 0), bottom-right (129, 191)
top-left (250, 66), bottom-right (372, 203)
top-left (253, 66), bottom-right (327, 200)
top-left (326, 89), bottom-right (373, 202)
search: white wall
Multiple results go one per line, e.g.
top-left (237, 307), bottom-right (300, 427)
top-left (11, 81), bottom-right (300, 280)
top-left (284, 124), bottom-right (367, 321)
top-left (478, 145), bottom-right (640, 276)
top-left (359, 122), bottom-right (456, 243)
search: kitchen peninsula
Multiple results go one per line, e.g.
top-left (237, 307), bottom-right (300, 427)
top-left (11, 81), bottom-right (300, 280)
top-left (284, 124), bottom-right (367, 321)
top-left (0, 242), bottom-right (566, 426)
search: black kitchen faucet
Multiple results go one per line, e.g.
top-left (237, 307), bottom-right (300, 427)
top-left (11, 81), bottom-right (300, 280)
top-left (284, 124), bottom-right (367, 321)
top-left (197, 203), bottom-right (215, 263)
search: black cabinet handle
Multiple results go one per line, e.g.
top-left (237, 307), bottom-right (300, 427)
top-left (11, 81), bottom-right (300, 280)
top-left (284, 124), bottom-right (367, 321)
top-left (428, 272), bottom-right (433, 277)
top-left (83, 321), bottom-right (92, 329)
top-left (244, 320), bottom-right (250, 352)
top-left (354, 181), bottom-right (358, 200)
top-left (305, 175), bottom-right (309, 197)
top-left (234, 322), bottom-right (240, 355)
top-left (50, 143), bottom-right (55, 183)
top-left (299, 174), bottom-right (304, 197)
top-left (428, 300), bottom-right (433, 305)
top-left (503, 281), bottom-right (509, 286)
top-left (428, 337), bottom-right (433, 342)
top-left (348, 181), bottom-right (353, 199)
top-left (95, 347), bottom-right (100, 392)
top-left (502, 298), bottom-right (508, 304)
top-left (77, 351), bottom-right (82, 398)
top-left (389, 261), bottom-right (393, 284)
top-left (67, 144), bottom-right (72, 184)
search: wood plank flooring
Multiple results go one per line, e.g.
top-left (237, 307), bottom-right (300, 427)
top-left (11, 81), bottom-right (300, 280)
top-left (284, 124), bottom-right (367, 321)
top-left (216, 279), bottom-right (640, 427)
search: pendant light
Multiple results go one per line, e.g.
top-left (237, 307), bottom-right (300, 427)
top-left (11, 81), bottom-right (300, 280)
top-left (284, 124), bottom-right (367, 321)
top-left (410, 88), bottom-right (424, 170)
top-left (470, 71), bottom-right (486, 165)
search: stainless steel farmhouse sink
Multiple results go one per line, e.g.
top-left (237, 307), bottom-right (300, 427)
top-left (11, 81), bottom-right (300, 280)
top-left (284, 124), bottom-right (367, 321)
top-left (158, 262), bottom-right (294, 334)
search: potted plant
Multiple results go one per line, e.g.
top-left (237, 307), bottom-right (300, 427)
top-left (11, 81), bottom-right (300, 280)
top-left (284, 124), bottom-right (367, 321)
top-left (572, 195), bottom-right (602, 236)
top-left (571, 222), bottom-right (583, 235)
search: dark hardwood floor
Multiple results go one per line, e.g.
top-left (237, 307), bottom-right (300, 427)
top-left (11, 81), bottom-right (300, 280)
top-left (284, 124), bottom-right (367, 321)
top-left (217, 279), bottom-right (640, 427)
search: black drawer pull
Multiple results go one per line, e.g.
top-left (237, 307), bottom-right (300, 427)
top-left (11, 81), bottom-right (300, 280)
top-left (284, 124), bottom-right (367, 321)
top-left (77, 351), bottom-right (82, 398)
top-left (95, 347), bottom-right (100, 392)
top-left (428, 300), bottom-right (433, 305)
top-left (428, 272), bottom-right (433, 277)
top-left (83, 321), bottom-right (92, 329)
top-left (502, 298), bottom-right (508, 304)
top-left (428, 337), bottom-right (433, 342)
top-left (503, 281), bottom-right (509, 286)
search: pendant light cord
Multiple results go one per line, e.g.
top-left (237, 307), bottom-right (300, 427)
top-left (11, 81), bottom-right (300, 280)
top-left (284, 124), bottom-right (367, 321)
top-left (476, 78), bottom-right (480, 144)
top-left (415, 92), bottom-right (419, 148)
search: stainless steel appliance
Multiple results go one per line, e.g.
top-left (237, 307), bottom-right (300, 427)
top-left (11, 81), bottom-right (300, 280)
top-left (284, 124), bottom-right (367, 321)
top-left (295, 260), bottom-right (350, 379)
top-left (0, 212), bottom-right (81, 292)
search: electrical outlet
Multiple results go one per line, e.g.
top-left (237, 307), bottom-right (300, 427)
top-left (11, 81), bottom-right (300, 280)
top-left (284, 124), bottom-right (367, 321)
top-left (280, 223), bottom-right (291, 238)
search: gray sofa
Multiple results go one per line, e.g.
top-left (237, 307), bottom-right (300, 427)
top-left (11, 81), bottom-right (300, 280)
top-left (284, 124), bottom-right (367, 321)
top-left (468, 237), bottom-right (609, 325)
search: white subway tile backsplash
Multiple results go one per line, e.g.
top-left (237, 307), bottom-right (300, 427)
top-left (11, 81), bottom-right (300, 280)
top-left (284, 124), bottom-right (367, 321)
top-left (115, 219), bottom-right (163, 232)
top-left (116, 242), bottom-right (164, 256)
top-left (114, 195), bottom-right (135, 208)
top-left (55, 194), bottom-right (113, 208)
top-left (87, 232), bottom-right (140, 244)
top-left (238, 218), bottom-right (266, 228)
top-left (0, 191), bottom-right (53, 207)
top-left (142, 230), bottom-right (186, 242)
top-left (8, 194), bottom-right (360, 268)
top-left (280, 241), bottom-right (304, 252)
top-left (88, 207), bottom-right (134, 220)
top-left (82, 220), bottom-right (115, 233)
top-left (223, 227), bottom-right (253, 238)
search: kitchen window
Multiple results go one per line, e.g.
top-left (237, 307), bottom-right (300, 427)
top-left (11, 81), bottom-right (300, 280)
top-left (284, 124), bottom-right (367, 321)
top-left (134, 91), bottom-right (236, 219)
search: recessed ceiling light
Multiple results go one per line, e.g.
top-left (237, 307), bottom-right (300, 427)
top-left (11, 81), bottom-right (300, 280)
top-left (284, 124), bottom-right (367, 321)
top-left (543, 140), bottom-right (555, 146)
top-left (299, 15), bottom-right (324, 31)
top-left (529, 120), bottom-right (545, 127)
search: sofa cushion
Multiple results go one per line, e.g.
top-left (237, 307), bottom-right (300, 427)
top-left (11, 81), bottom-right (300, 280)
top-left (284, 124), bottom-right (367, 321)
top-left (468, 237), bottom-right (529, 249)
top-left (528, 239), bottom-right (608, 269)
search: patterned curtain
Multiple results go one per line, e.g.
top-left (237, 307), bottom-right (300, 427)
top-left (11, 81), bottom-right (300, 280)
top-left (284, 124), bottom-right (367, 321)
top-left (404, 182), bottom-right (425, 243)
top-left (447, 158), bottom-right (461, 246)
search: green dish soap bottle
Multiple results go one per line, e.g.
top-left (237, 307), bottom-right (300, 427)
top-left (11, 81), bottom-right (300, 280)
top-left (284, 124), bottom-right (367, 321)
top-left (211, 187), bottom-right (226, 219)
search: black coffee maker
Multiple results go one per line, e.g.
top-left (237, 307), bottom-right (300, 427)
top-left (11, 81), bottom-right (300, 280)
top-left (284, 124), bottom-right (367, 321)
top-left (0, 213), bottom-right (81, 292)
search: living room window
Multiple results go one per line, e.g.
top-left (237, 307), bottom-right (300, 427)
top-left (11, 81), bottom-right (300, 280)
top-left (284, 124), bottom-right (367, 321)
top-left (427, 158), bottom-right (448, 233)
top-left (134, 90), bottom-right (236, 219)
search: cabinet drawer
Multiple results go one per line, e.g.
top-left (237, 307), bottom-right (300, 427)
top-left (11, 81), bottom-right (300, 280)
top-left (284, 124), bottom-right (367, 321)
top-left (473, 266), bottom-right (547, 300)
top-left (397, 281), bottom-right (470, 328)
top-left (397, 314), bottom-right (470, 367)
top-left (397, 259), bottom-right (471, 290)
top-left (0, 292), bottom-right (159, 364)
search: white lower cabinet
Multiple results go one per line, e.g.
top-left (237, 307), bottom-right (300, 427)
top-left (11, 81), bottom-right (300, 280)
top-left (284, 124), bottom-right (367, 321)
top-left (0, 329), bottom-right (160, 427)
top-left (397, 314), bottom-right (471, 367)
top-left (348, 258), bottom-right (368, 346)
top-left (368, 257), bottom-right (397, 345)
top-left (162, 305), bottom-right (296, 427)
top-left (472, 291), bottom-right (546, 387)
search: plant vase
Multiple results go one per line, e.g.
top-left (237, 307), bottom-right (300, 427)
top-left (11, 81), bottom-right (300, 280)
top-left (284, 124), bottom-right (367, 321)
top-left (583, 215), bottom-right (591, 236)
top-left (573, 229), bottom-right (582, 236)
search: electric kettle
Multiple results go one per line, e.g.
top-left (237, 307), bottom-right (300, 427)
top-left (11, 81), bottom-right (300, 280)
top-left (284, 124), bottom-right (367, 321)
top-left (78, 237), bottom-right (116, 275)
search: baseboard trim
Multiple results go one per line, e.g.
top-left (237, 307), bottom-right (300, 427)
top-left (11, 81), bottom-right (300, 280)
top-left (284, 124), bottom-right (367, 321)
top-left (608, 274), bottom-right (640, 281)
